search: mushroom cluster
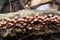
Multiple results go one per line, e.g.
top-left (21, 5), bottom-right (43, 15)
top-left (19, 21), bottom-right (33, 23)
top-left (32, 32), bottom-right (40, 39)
top-left (0, 14), bottom-right (60, 31)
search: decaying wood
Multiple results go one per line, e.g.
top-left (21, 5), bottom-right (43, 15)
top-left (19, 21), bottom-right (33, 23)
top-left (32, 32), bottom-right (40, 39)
top-left (0, 10), bottom-right (60, 36)
top-left (0, 10), bottom-right (60, 19)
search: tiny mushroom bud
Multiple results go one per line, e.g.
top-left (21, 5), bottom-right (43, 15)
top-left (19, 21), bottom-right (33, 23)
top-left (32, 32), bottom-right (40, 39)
top-left (34, 18), bottom-right (38, 21)
top-left (14, 16), bottom-right (18, 19)
top-left (2, 26), bottom-right (7, 29)
top-left (48, 14), bottom-right (53, 17)
top-left (23, 23), bottom-right (27, 26)
top-left (26, 16), bottom-right (30, 19)
top-left (28, 27), bottom-right (32, 30)
top-left (35, 14), bottom-right (39, 16)
top-left (3, 21), bottom-right (7, 24)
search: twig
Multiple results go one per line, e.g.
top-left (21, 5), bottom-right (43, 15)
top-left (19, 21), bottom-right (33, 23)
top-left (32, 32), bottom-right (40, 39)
top-left (18, 32), bottom-right (34, 40)
top-left (9, 0), bottom-right (12, 12)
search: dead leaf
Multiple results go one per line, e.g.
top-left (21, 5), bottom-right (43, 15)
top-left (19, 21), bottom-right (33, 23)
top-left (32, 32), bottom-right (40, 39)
top-left (31, 0), bottom-right (52, 7)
